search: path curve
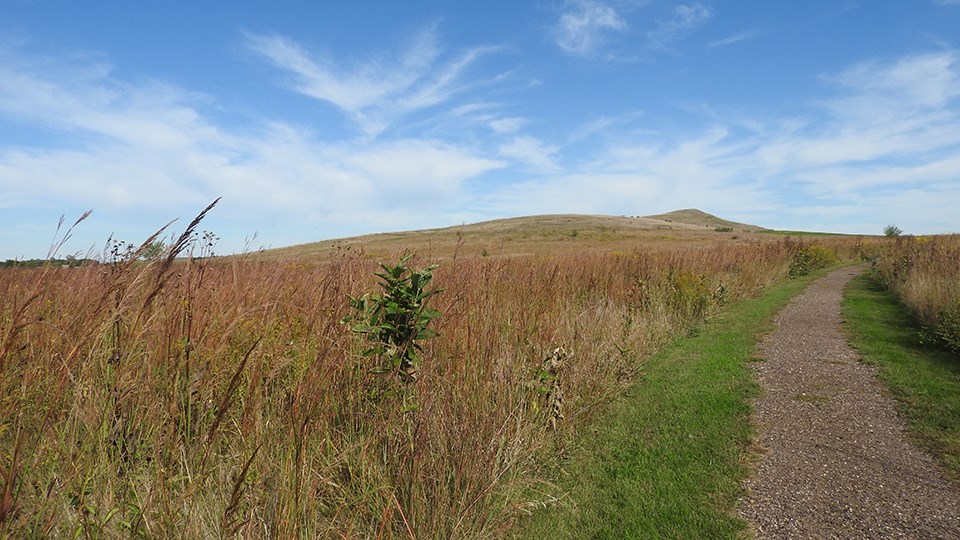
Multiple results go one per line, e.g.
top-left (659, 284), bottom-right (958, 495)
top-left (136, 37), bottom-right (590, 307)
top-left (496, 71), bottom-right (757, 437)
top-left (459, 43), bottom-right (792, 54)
top-left (738, 265), bottom-right (960, 539)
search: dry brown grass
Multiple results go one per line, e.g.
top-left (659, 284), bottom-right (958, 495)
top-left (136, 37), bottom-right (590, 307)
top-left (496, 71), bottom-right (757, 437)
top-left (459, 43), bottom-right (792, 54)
top-left (0, 217), bottom-right (864, 537)
top-left (872, 234), bottom-right (960, 352)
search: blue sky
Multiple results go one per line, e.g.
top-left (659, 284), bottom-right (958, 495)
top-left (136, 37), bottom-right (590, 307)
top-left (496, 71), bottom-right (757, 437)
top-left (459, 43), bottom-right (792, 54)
top-left (2, 1), bottom-right (960, 259)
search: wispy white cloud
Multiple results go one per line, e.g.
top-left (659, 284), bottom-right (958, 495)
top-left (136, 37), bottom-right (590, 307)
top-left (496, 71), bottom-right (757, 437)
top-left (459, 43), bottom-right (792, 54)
top-left (392, 45), bottom-right (502, 113)
top-left (237, 46), bottom-right (959, 234)
top-left (0, 57), bottom-right (221, 150)
top-left (0, 46), bottom-right (507, 255)
top-left (568, 111), bottom-right (646, 142)
top-left (552, 1), bottom-right (716, 59)
top-left (475, 50), bottom-right (960, 234)
top-left (554, 0), bottom-right (628, 56)
top-left (488, 116), bottom-right (526, 134)
top-left (245, 27), bottom-right (500, 136)
top-left (675, 3), bottom-right (713, 27)
top-left (498, 135), bottom-right (561, 172)
top-left (736, 51), bottom-right (960, 229)
top-left (746, 52), bottom-right (960, 176)
top-left (244, 30), bottom-right (436, 112)
top-left (824, 51), bottom-right (960, 111)
top-left (706, 29), bottom-right (765, 49)
top-left (478, 172), bottom-right (663, 216)
top-left (648, 2), bottom-right (713, 49)
top-left (336, 139), bottom-right (504, 194)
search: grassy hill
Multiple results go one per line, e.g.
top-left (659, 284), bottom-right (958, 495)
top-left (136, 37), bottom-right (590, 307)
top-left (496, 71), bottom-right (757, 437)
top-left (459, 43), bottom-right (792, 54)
top-left (645, 208), bottom-right (767, 232)
top-left (255, 209), bottom-right (771, 261)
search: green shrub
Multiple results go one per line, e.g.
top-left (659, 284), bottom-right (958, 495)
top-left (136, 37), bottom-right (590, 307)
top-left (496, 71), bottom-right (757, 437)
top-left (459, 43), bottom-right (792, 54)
top-left (788, 244), bottom-right (837, 278)
top-left (342, 254), bottom-right (443, 383)
top-left (934, 303), bottom-right (960, 353)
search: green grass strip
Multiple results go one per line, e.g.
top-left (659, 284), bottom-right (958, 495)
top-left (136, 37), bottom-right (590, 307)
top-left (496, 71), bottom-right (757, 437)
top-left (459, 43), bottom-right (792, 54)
top-left (518, 271), bottom-right (824, 539)
top-left (842, 273), bottom-right (960, 479)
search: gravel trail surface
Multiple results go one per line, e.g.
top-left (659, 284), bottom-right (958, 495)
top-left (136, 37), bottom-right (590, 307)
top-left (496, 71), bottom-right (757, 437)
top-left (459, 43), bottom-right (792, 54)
top-left (738, 265), bottom-right (960, 539)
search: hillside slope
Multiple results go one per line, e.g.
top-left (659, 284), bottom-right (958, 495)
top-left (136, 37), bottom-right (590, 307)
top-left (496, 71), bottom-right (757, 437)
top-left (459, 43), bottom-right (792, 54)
top-left (255, 210), bottom-right (769, 260)
top-left (644, 209), bottom-right (767, 232)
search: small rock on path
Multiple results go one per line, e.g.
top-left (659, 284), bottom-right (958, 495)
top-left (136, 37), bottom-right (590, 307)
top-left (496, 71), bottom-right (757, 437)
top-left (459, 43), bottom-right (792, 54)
top-left (738, 265), bottom-right (960, 539)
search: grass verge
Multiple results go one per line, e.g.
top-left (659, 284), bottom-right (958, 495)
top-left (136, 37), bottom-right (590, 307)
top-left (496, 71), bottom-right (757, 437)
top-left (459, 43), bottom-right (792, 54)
top-left (516, 270), bottom-right (825, 538)
top-left (842, 273), bottom-right (960, 479)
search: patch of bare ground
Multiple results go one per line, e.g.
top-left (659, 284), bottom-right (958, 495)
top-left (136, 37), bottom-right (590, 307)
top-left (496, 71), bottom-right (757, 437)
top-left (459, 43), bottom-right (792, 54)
top-left (739, 265), bottom-right (960, 539)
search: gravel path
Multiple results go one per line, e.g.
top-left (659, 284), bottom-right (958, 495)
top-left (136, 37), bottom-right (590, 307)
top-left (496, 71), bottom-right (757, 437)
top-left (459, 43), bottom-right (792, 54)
top-left (738, 265), bottom-right (960, 539)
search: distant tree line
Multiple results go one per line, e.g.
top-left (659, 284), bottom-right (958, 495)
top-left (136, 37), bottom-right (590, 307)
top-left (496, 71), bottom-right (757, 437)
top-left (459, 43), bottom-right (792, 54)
top-left (1, 256), bottom-right (97, 268)
top-left (2, 240), bottom-right (172, 268)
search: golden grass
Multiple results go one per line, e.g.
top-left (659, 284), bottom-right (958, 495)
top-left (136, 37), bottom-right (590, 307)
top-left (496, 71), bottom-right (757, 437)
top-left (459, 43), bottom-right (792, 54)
top-left (0, 220), bottom-right (865, 537)
top-left (872, 234), bottom-right (960, 352)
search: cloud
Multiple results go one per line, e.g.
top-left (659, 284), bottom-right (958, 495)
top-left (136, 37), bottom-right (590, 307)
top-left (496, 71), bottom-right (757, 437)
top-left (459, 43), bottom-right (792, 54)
top-left (825, 51), bottom-right (960, 111)
top-left (476, 50), bottom-right (960, 234)
top-left (244, 30), bottom-right (436, 112)
top-left (568, 111), bottom-right (646, 142)
top-left (0, 46), bottom-right (508, 256)
top-left (797, 155), bottom-right (960, 198)
top-left (648, 2), bottom-right (713, 49)
top-left (245, 28), bottom-right (499, 136)
top-left (488, 116), bottom-right (526, 134)
top-left (706, 29), bottom-right (765, 49)
top-left (392, 45), bottom-right (502, 113)
top-left (0, 57), bottom-right (222, 150)
top-left (554, 1), bottom-right (628, 56)
top-left (498, 135), bottom-right (561, 172)
top-left (479, 172), bottom-right (663, 216)
top-left (741, 51), bottom-right (960, 229)
top-left (554, 1), bottom-right (715, 58)
top-left (336, 139), bottom-right (504, 194)
top-left (675, 3), bottom-right (713, 27)
top-left (753, 51), bottom-right (960, 174)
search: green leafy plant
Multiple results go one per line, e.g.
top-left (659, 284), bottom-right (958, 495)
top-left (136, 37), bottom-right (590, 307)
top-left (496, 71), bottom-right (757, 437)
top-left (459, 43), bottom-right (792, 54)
top-left (788, 243), bottom-right (837, 278)
top-left (933, 303), bottom-right (960, 353)
top-left (343, 254), bottom-right (443, 383)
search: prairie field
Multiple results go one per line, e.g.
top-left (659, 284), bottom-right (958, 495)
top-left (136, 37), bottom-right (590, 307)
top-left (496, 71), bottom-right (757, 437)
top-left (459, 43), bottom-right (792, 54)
top-left (872, 234), bottom-right (960, 353)
top-left (1, 217), bottom-right (865, 538)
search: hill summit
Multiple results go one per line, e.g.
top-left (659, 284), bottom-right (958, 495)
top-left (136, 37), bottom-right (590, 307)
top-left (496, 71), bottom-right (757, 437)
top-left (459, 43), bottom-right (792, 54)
top-left (643, 209), bottom-right (766, 232)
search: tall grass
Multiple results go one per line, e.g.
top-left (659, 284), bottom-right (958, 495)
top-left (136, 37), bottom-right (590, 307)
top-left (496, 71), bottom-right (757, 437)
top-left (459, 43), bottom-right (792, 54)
top-left (872, 234), bottom-right (960, 353)
top-left (0, 226), bottom-right (860, 537)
